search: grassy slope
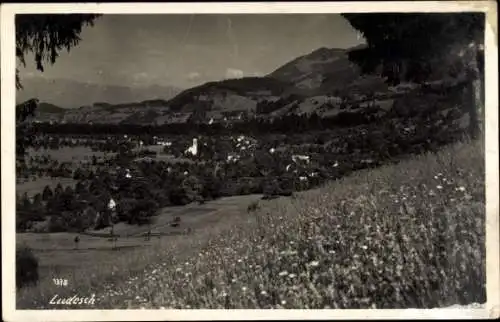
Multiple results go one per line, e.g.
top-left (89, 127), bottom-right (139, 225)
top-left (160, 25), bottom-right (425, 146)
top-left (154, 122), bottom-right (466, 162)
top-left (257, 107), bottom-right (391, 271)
top-left (17, 139), bottom-right (486, 309)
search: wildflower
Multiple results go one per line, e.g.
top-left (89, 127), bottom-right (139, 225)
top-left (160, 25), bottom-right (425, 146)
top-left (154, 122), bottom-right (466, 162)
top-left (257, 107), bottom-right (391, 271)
top-left (237, 259), bottom-right (243, 263)
top-left (328, 250), bottom-right (336, 254)
top-left (437, 185), bottom-right (443, 190)
top-left (309, 260), bottom-right (320, 267)
top-left (288, 273), bottom-right (297, 279)
top-left (278, 271), bottom-right (289, 277)
top-left (176, 267), bottom-right (182, 272)
top-left (281, 300), bottom-right (287, 305)
top-left (361, 245), bottom-right (368, 250)
top-left (260, 290), bottom-right (268, 295)
top-left (242, 286), bottom-right (248, 292)
top-left (457, 186), bottom-right (466, 192)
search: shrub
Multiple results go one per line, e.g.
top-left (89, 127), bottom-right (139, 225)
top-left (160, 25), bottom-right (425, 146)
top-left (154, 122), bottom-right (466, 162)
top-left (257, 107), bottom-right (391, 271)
top-left (16, 245), bottom-right (39, 289)
top-left (247, 201), bottom-right (260, 213)
top-left (263, 178), bottom-right (282, 198)
top-left (48, 215), bottom-right (68, 232)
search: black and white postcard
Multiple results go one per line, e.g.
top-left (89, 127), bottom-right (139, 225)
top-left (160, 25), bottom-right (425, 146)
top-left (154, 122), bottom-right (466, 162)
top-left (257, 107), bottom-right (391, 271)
top-left (1, 1), bottom-right (499, 321)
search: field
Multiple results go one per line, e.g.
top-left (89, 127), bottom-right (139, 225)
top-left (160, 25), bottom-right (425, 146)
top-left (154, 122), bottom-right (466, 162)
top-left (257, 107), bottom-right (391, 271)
top-left (27, 146), bottom-right (116, 163)
top-left (16, 138), bottom-right (486, 309)
top-left (17, 146), bottom-right (111, 199)
top-left (16, 177), bottom-right (78, 199)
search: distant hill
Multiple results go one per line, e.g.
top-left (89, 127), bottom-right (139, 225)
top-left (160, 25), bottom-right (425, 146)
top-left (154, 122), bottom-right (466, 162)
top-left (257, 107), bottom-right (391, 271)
top-left (16, 77), bottom-right (182, 109)
top-left (166, 76), bottom-right (298, 112)
top-left (24, 45), bottom-right (462, 126)
top-left (268, 46), bottom-right (388, 96)
top-left (90, 99), bottom-right (171, 111)
top-left (15, 100), bottom-right (67, 123)
top-left (37, 102), bottom-right (67, 114)
top-left (150, 45), bottom-right (389, 123)
top-left (16, 100), bottom-right (66, 114)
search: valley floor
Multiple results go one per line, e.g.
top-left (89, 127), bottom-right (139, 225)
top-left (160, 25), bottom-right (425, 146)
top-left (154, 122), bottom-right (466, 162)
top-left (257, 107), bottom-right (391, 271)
top-left (16, 139), bottom-right (486, 309)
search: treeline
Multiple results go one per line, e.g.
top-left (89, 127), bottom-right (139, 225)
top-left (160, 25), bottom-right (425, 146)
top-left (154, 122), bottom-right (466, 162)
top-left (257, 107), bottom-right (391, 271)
top-left (31, 110), bottom-right (383, 136)
top-left (16, 154), bottom-right (313, 233)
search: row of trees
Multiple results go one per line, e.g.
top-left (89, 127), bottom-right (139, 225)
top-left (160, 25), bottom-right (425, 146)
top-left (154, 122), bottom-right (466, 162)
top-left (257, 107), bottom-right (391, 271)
top-left (27, 107), bottom-right (395, 137)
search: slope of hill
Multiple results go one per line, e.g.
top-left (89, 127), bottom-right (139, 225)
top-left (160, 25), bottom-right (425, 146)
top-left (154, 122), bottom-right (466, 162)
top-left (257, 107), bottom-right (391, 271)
top-left (16, 100), bottom-right (67, 123)
top-left (16, 138), bottom-right (485, 309)
top-left (160, 46), bottom-right (390, 120)
top-left (36, 102), bottom-right (66, 114)
top-left (268, 46), bottom-right (388, 96)
top-left (166, 77), bottom-right (298, 112)
top-left (16, 77), bottom-right (182, 109)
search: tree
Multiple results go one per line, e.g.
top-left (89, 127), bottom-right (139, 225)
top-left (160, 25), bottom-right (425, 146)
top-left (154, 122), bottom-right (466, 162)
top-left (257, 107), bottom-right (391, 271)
top-left (16, 14), bottom-right (102, 89)
top-left (54, 183), bottom-right (64, 196)
top-left (341, 13), bottom-right (485, 138)
top-left (32, 193), bottom-right (43, 209)
top-left (42, 185), bottom-right (53, 201)
top-left (20, 192), bottom-right (32, 209)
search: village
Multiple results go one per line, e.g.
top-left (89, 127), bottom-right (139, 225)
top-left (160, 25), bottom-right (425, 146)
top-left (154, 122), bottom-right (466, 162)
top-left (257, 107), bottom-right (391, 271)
top-left (16, 85), bottom-right (468, 236)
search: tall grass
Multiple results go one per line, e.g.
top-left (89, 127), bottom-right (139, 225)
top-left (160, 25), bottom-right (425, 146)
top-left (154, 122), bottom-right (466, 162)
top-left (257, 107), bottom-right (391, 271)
top-left (17, 139), bottom-right (486, 309)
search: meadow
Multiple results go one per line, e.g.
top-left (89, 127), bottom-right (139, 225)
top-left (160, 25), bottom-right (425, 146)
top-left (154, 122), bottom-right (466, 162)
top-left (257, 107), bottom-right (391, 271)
top-left (16, 138), bottom-right (486, 309)
top-left (16, 177), bottom-right (78, 199)
top-left (27, 146), bottom-right (116, 163)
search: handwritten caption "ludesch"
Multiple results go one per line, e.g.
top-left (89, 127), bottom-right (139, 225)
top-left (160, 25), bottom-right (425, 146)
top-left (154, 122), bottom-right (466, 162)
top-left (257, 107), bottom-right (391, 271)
top-left (49, 278), bottom-right (97, 306)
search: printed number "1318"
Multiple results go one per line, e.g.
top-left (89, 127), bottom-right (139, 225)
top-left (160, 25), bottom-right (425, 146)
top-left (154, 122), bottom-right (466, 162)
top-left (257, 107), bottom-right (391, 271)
top-left (53, 278), bottom-right (68, 286)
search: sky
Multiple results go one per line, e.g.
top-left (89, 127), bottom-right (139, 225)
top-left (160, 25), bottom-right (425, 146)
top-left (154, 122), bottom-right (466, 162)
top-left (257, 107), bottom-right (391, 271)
top-left (18, 14), bottom-right (364, 89)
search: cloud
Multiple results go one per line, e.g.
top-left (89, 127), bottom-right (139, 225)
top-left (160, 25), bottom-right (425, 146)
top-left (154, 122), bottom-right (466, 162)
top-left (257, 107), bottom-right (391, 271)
top-left (130, 72), bottom-right (152, 85)
top-left (187, 71), bottom-right (201, 81)
top-left (20, 71), bottom-right (42, 79)
top-left (133, 72), bottom-right (149, 81)
top-left (225, 68), bottom-right (244, 79)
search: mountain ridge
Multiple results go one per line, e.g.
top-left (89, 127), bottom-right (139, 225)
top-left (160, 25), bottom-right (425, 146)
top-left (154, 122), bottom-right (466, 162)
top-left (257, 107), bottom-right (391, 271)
top-left (22, 45), bottom-right (457, 125)
top-left (16, 77), bottom-right (183, 109)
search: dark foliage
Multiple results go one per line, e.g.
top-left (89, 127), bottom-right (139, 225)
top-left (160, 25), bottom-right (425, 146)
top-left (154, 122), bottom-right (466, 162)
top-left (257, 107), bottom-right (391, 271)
top-left (16, 14), bottom-right (101, 89)
top-left (341, 12), bottom-right (485, 138)
top-left (16, 246), bottom-right (39, 289)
